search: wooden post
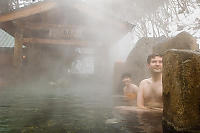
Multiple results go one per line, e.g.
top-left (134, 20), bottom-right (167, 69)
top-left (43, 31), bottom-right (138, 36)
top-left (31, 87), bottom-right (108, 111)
top-left (112, 61), bottom-right (126, 94)
top-left (14, 32), bottom-right (23, 68)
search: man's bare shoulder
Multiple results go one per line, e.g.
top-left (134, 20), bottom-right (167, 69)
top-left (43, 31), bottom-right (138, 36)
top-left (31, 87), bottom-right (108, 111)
top-left (140, 78), bottom-right (152, 85)
top-left (130, 84), bottom-right (139, 91)
top-left (130, 83), bottom-right (138, 88)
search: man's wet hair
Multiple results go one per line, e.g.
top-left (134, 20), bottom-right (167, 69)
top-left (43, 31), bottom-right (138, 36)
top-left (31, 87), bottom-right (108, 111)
top-left (147, 53), bottom-right (162, 64)
top-left (121, 73), bottom-right (131, 79)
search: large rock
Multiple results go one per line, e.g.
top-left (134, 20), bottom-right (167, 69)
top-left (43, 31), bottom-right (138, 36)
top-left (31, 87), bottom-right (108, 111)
top-left (153, 32), bottom-right (198, 54)
top-left (125, 36), bottom-right (166, 84)
top-left (162, 49), bottom-right (200, 132)
top-left (114, 32), bottom-right (198, 94)
top-left (125, 32), bottom-right (198, 85)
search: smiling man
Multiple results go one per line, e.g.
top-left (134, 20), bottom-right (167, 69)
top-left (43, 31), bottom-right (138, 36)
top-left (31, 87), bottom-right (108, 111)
top-left (137, 53), bottom-right (163, 109)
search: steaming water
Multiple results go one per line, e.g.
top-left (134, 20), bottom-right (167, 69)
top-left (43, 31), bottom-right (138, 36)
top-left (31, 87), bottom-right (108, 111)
top-left (0, 77), bottom-right (162, 133)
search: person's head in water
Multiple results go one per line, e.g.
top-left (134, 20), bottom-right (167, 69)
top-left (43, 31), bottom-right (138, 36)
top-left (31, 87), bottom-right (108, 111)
top-left (121, 73), bottom-right (132, 86)
top-left (147, 53), bottom-right (163, 73)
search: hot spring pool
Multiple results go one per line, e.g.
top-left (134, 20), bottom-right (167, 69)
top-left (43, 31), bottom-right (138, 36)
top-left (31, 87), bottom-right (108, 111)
top-left (0, 80), bottom-right (162, 133)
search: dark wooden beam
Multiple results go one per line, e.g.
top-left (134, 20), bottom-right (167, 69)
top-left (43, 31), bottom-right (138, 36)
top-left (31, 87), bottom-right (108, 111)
top-left (0, 1), bottom-right (57, 23)
top-left (13, 22), bottom-right (83, 39)
top-left (14, 32), bottom-right (23, 67)
top-left (23, 38), bottom-right (93, 46)
top-left (14, 22), bottom-right (77, 30)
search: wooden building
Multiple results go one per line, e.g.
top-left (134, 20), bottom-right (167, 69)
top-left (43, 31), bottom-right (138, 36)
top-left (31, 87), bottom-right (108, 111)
top-left (0, 0), bottom-right (132, 79)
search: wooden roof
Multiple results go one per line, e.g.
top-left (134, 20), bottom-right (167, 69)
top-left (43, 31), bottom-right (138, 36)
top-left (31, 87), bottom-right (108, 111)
top-left (0, 1), bottom-right (132, 47)
top-left (0, 1), bottom-right (57, 23)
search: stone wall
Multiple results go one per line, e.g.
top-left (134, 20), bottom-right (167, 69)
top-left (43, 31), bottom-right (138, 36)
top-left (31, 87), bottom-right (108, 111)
top-left (162, 49), bottom-right (200, 132)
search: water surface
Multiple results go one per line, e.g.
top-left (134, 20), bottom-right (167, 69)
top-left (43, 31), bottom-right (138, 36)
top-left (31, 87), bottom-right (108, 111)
top-left (0, 78), bottom-right (162, 133)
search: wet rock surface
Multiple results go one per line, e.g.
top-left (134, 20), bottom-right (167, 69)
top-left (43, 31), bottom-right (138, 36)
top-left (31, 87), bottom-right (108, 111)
top-left (162, 49), bottom-right (200, 132)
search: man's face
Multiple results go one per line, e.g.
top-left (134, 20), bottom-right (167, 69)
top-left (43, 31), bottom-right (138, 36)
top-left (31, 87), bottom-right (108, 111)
top-left (122, 77), bottom-right (131, 86)
top-left (148, 56), bottom-right (163, 73)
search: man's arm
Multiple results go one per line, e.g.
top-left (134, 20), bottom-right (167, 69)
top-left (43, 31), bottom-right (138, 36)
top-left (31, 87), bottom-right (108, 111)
top-left (137, 81), bottom-right (145, 108)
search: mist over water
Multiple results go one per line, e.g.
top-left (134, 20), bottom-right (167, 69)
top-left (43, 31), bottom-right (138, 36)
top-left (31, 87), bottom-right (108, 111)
top-left (0, 73), bottom-right (144, 133)
top-left (0, 0), bottom-right (167, 132)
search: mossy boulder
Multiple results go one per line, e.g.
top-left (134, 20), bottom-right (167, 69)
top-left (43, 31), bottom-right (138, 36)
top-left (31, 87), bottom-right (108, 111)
top-left (162, 49), bottom-right (200, 132)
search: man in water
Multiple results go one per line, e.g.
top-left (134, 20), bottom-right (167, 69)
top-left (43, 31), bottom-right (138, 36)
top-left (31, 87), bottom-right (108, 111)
top-left (137, 53), bottom-right (163, 109)
top-left (115, 55), bottom-right (163, 133)
top-left (121, 73), bottom-right (139, 105)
